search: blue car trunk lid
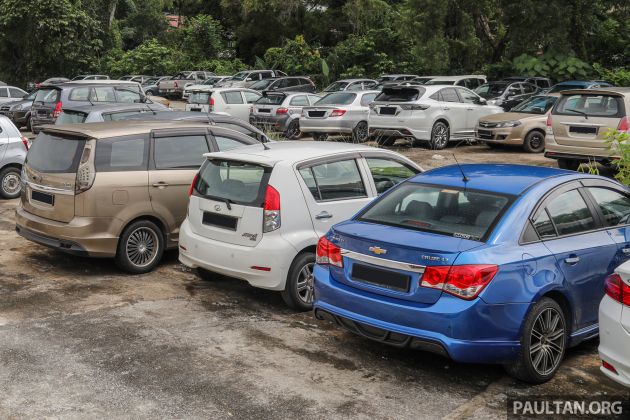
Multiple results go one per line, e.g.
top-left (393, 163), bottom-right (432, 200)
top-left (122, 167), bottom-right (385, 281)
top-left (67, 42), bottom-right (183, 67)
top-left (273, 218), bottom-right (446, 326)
top-left (329, 221), bottom-right (484, 304)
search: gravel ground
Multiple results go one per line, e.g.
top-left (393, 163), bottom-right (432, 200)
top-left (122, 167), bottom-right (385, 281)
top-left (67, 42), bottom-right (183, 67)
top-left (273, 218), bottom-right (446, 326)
top-left (3, 113), bottom-right (628, 419)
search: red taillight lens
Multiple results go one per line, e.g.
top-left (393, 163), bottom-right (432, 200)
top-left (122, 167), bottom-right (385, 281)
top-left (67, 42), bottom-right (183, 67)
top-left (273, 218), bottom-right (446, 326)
top-left (53, 101), bottom-right (62, 118)
top-left (276, 107), bottom-right (288, 115)
top-left (618, 116), bottom-right (629, 133)
top-left (330, 109), bottom-right (346, 117)
top-left (421, 264), bottom-right (498, 300)
top-left (316, 236), bottom-right (343, 268)
top-left (546, 115), bottom-right (552, 127)
top-left (604, 273), bottom-right (630, 306)
top-left (602, 360), bottom-right (618, 375)
top-left (263, 185), bottom-right (281, 232)
top-left (188, 173), bottom-right (199, 197)
top-left (21, 136), bottom-right (29, 150)
top-left (209, 96), bottom-right (214, 106)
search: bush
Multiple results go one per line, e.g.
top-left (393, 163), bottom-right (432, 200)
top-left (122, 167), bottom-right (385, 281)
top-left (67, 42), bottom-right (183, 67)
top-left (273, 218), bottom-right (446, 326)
top-left (513, 52), bottom-right (591, 81)
top-left (593, 64), bottom-right (630, 86)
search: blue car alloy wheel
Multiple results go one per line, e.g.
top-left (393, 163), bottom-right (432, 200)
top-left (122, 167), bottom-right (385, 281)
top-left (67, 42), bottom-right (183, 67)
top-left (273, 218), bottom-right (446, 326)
top-left (313, 164), bottom-right (630, 383)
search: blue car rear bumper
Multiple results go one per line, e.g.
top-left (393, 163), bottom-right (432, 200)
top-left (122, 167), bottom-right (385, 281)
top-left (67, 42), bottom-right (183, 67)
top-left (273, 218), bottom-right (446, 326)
top-left (313, 265), bottom-right (527, 364)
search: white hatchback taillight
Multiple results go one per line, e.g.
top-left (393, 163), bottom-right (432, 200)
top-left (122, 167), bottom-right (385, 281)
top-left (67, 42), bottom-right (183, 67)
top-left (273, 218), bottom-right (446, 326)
top-left (263, 185), bottom-right (281, 232)
top-left (618, 116), bottom-right (629, 133)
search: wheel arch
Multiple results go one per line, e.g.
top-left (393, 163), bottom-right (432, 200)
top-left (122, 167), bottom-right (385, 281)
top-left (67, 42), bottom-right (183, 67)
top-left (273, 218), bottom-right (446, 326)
top-left (118, 214), bottom-right (168, 242)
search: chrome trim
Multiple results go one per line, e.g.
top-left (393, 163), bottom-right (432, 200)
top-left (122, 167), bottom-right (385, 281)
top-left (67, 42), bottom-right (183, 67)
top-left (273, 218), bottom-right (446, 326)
top-left (341, 249), bottom-right (426, 274)
top-left (27, 181), bottom-right (74, 196)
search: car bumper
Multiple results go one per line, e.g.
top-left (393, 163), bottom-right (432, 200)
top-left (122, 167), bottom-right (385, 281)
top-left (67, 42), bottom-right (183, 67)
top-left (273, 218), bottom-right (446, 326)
top-left (368, 116), bottom-right (431, 141)
top-left (249, 115), bottom-right (291, 132)
top-left (544, 134), bottom-right (615, 161)
top-left (313, 265), bottom-right (525, 364)
top-left (31, 116), bottom-right (55, 133)
top-left (178, 218), bottom-right (296, 291)
top-left (475, 126), bottom-right (525, 145)
top-left (598, 295), bottom-right (630, 387)
top-left (14, 204), bottom-right (118, 257)
top-left (299, 118), bottom-right (355, 134)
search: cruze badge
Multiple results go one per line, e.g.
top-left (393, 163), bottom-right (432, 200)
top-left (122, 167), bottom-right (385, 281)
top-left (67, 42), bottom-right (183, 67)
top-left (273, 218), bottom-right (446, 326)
top-left (421, 255), bottom-right (449, 263)
top-left (369, 246), bottom-right (387, 255)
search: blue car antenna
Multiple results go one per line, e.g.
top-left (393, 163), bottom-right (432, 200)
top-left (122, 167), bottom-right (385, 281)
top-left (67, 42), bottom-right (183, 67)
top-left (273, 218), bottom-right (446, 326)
top-left (452, 154), bottom-right (469, 183)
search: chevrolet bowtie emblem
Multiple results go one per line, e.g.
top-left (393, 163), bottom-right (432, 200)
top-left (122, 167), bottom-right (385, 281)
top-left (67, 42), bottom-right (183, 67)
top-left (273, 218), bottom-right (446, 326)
top-left (369, 246), bottom-right (387, 255)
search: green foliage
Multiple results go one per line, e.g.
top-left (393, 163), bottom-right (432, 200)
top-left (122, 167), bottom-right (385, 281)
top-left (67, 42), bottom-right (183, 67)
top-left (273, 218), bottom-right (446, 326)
top-left (263, 36), bottom-right (321, 75)
top-left (606, 129), bottom-right (630, 186)
top-left (513, 53), bottom-right (591, 80)
top-left (593, 64), bottom-right (630, 86)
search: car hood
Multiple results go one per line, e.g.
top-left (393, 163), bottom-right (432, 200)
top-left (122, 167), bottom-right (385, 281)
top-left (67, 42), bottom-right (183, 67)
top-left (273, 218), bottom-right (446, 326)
top-left (479, 112), bottom-right (544, 123)
top-left (3, 99), bottom-right (32, 109)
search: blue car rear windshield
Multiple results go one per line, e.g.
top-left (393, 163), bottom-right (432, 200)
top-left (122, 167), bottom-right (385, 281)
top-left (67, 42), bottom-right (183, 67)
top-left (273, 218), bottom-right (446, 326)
top-left (357, 183), bottom-right (512, 242)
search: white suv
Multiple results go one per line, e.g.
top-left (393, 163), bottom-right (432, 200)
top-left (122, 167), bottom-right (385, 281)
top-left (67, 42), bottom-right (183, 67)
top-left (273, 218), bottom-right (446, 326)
top-left (178, 141), bottom-right (421, 310)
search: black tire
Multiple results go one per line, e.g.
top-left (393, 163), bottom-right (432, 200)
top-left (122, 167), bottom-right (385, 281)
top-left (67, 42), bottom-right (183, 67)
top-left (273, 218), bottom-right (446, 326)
top-left (523, 130), bottom-right (545, 153)
top-left (352, 121), bottom-right (369, 143)
top-left (25, 115), bottom-right (32, 132)
top-left (505, 297), bottom-right (567, 384)
top-left (0, 167), bottom-right (22, 199)
top-left (281, 252), bottom-right (315, 311)
top-left (313, 133), bottom-right (329, 142)
top-left (285, 120), bottom-right (301, 140)
top-left (145, 90), bottom-right (154, 96)
top-left (430, 121), bottom-right (450, 150)
top-left (115, 220), bottom-right (165, 274)
top-left (557, 158), bottom-right (580, 171)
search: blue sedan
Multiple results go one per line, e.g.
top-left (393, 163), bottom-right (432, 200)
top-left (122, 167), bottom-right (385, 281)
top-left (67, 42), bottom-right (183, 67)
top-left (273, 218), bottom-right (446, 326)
top-left (313, 164), bottom-right (630, 383)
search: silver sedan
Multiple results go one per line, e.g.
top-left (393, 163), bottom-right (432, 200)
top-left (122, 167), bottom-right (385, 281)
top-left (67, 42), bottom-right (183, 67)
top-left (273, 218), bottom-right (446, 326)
top-left (299, 90), bottom-right (379, 142)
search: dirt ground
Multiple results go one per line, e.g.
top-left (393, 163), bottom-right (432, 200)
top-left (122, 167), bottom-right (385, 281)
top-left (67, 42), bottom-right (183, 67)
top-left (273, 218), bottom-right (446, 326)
top-left (1, 140), bottom-right (628, 419)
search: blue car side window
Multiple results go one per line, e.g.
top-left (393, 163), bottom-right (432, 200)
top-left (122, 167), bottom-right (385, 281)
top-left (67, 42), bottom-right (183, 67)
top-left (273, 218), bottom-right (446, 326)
top-left (546, 190), bottom-right (596, 236)
top-left (588, 187), bottom-right (630, 226)
top-left (533, 210), bottom-right (556, 239)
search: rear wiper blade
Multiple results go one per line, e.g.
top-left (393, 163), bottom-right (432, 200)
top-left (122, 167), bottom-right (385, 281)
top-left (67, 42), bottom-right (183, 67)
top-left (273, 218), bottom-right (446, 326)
top-left (220, 197), bottom-right (232, 210)
top-left (565, 108), bottom-right (589, 119)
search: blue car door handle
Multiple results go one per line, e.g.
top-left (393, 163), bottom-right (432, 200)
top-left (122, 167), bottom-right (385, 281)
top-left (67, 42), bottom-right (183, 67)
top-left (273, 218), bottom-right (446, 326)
top-left (564, 256), bottom-right (581, 265)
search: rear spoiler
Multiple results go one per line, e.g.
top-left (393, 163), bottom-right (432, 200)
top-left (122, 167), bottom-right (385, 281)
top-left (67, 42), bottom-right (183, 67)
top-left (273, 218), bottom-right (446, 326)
top-left (558, 89), bottom-right (623, 96)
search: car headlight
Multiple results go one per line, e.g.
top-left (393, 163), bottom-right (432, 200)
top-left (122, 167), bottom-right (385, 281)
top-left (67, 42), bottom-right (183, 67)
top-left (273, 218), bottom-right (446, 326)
top-left (11, 104), bottom-right (24, 111)
top-left (495, 120), bottom-right (522, 128)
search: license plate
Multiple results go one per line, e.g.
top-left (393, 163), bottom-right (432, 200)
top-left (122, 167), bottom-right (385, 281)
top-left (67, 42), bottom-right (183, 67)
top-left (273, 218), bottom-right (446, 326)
top-left (379, 107), bottom-right (397, 115)
top-left (31, 190), bottom-right (54, 205)
top-left (309, 111), bottom-right (326, 118)
top-left (351, 263), bottom-right (410, 292)
top-left (478, 129), bottom-right (493, 138)
top-left (570, 126), bottom-right (597, 135)
top-left (190, 108), bottom-right (201, 112)
top-left (258, 108), bottom-right (271, 113)
top-left (202, 211), bottom-right (238, 231)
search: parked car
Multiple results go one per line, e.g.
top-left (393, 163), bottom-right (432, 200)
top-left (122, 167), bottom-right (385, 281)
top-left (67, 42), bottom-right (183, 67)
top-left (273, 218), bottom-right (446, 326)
top-left (502, 76), bottom-right (552, 90)
top-left (35, 78), bottom-right (70, 89)
top-left (410, 76), bottom-right (438, 84)
top-left (599, 262), bottom-right (630, 388)
top-left (368, 85), bottom-right (503, 148)
top-left (0, 86), bottom-right (28, 104)
top-left (121, 75), bottom-right (153, 84)
top-left (377, 74), bottom-right (419, 83)
top-left (185, 88), bottom-right (261, 121)
top-left (250, 91), bottom-right (321, 139)
top-left (158, 71), bottom-right (216, 98)
top-left (179, 141), bottom-right (422, 310)
top-left (322, 79), bottom-right (378, 93)
top-left (55, 103), bottom-right (170, 125)
top-left (15, 121), bottom-right (261, 273)
top-left (545, 87), bottom-right (630, 170)
top-left (547, 80), bottom-right (614, 94)
top-left (248, 77), bottom-right (316, 94)
top-left (424, 75), bottom-right (487, 90)
top-left (142, 76), bottom-right (171, 96)
top-left (0, 115), bottom-right (29, 199)
top-left (476, 94), bottom-right (559, 153)
top-left (474, 81), bottom-right (539, 110)
top-left (71, 75), bottom-right (110, 81)
top-left (120, 111), bottom-right (269, 143)
top-left (182, 76), bottom-right (231, 99)
top-left (0, 90), bottom-right (37, 130)
top-left (219, 70), bottom-right (287, 89)
top-left (300, 90), bottom-right (379, 142)
top-left (314, 164), bottom-right (630, 383)
top-left (30, 80), bottom-right (148, 133)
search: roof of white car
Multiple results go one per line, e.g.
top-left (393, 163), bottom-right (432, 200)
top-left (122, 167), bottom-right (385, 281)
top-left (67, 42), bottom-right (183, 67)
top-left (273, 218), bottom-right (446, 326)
top-left (425, 75), bottom-right (486, 81)
top-left (204, 141), bottom-right (405, 166)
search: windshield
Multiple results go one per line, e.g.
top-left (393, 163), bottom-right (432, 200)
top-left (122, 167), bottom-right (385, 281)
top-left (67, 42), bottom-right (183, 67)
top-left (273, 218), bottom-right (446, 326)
top-left (144, 78), bottom-right (159, 85)
top-left (189, 92), bottom-right (211, 104)
top-left (357, 183), bottom-right (512, 242)
top-left (511, 96), bottom-right (557, 114)
top-left (475, 83), bottom-right (508, 98)
top-left (315, 92), bottom-right (356, 106)
top-left (56, 110), bottom-right (88, 124)
top-left (25, 91), bottom-right (37, 100)
top-left (255, 95), bottom-right (285, 105)
top-left (375, 87), bottom-right (425, 102)
top-left (250, 79), bottom-right (275, 90)
top-left (231, 72), bottom-right (249, 81)
top-left (553, 93), bottom-right (623, 118)
top-left (323, 81), bottom-right (349, 92)
top-left (26, 133), bottom-right (86, 173)
top-left (425, 80), bottom-right (455, 85)
top-left (194, 159), bottom-right (271, 207)
top-left (203, 77), bottom-right (223, 85)
top-left (548, 84), bottom-right (586, 93)
top-left (34, 88), bottom-right (59, 103)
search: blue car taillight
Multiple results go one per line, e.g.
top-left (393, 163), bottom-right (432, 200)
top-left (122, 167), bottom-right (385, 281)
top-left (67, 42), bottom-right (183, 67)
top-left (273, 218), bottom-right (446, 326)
top-left (316, 236), bottom-right (343, 268)
top-left (421, 264), bottom-right (498, 300)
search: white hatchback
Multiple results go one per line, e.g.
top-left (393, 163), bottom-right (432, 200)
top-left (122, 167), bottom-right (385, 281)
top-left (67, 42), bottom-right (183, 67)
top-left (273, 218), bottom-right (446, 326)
top-left (178, 141), bottom-right (422, 310)
top-left (185, 88), bottom-right (261, 121)
top-left (599, 264), bottom-right (630, 387)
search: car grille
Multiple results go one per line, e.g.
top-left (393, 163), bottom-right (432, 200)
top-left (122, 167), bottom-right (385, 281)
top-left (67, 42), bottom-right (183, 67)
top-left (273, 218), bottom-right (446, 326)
top-left (477, 129), bottom-right (494, 140)
top-left (0, 106), bottom-right (10, 112)
top-left (478, 121), bottom-right (498, 128)
top-left (308, 110), bottom-right (326, 118)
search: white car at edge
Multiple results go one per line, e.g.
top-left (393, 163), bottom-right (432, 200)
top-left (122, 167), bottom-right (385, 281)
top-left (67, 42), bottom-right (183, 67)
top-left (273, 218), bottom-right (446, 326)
top-left (178, 141), bottom-right (422, 310)
top-left (599, 263), bottom-right (630, 387)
